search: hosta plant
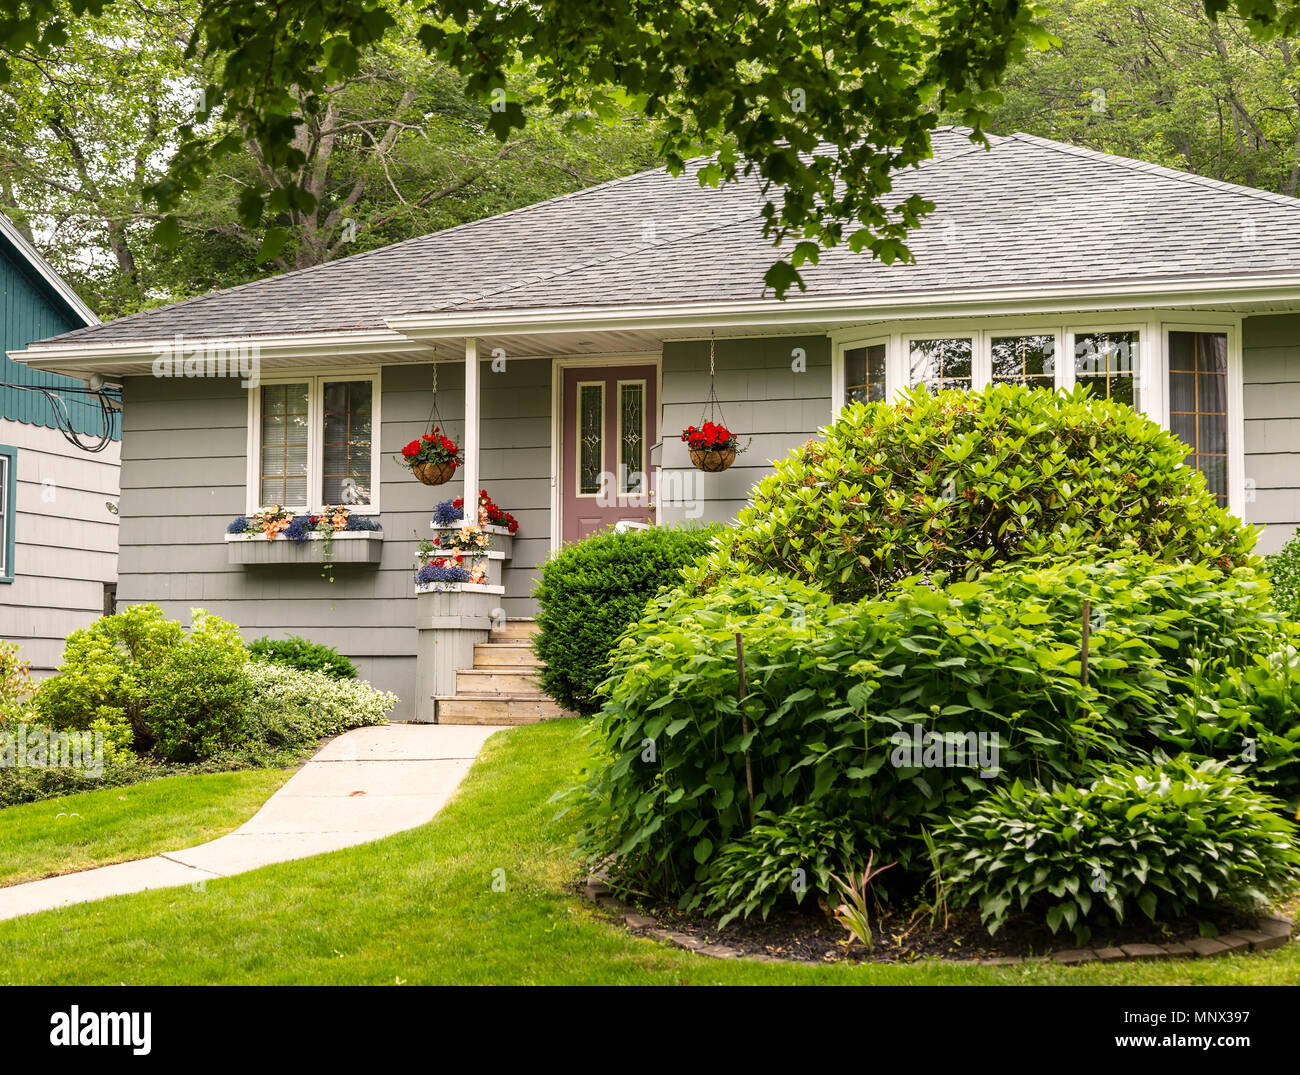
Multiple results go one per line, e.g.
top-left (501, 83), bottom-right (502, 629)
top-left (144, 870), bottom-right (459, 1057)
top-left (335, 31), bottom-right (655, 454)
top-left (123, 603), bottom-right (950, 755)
top-left (936, 756), bottom-right (1300, 944)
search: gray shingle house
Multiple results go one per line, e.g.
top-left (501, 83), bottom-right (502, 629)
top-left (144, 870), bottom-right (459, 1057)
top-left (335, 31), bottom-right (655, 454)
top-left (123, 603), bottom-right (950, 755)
top-left (13, 127), bottom-right (1300, 720)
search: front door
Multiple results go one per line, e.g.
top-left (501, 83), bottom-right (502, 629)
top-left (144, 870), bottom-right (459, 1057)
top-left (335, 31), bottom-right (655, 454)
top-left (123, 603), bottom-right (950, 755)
top-left (561, 364), bottom-right (657, 542)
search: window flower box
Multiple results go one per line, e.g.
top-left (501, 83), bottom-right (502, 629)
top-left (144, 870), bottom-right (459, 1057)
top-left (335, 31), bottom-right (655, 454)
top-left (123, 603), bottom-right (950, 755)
top-left (225, 529), bottom-right (383, 565)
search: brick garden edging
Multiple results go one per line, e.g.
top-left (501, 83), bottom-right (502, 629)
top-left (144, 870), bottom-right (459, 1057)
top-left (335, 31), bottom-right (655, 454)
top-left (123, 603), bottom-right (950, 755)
top-left (580, 875), bottom-right (1294, 966)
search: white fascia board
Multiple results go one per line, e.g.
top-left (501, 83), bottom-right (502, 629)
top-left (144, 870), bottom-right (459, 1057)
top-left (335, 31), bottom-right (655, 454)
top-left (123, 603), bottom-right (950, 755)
top-left (386, 274), bottom-right (1300, 339)
top-left (0, 213), bottom-right (99, 326)
top-left (10, 328), bottom-right (429, 374)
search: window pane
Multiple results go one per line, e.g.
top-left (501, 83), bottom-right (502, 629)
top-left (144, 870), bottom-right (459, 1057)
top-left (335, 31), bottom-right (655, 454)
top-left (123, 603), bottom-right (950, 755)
top-left (322, 380), bottom-right (373, 505)
top-left (992, 334), bottom-right (1055, 386)
top-left (578, 383), bottom-right (603, 495)
top-left (1168, 331), bottom-right (1228, 507)
top-left (259, 383), bottom-right (309, 506)
top-left (845, 344), bottom-right (887, 404)
top-left (619, 382), bottom-right (644, 494)
top-left (909, 338), bottom-right (972, 394)
top-left (1074, 331), bottom-right (1139, 408)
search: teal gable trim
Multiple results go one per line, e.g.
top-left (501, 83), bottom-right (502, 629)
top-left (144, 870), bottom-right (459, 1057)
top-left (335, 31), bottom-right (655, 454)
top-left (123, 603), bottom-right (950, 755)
top-left (0, 234), bottom-right (117, 440)
top-left (0, 444), bottom-right (15, 583)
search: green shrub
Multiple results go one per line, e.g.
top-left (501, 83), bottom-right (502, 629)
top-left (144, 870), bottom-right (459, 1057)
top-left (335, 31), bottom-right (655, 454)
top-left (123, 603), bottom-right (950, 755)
top-left (0, 750), bottom-right (155, 808)
top-left (33, 603), bottom-right (183, 745)
top-left (247, 636), bottom-right (358, 680)
top-left (241, 660), bottom-right (394, 748)
top-left (937, 757), bottom-right (1300, 943)
top-left (34, 605), bottom-right (256, 763)
top-left (533, 524), bottom-right (723, 715)
top-left (701, 385), bottom-right (1258, 602)
top-left (146, 612), bottom-right (253, 762)
top-left (0, 641), bottom-right (33, 725)
top-left (572, 556), bottom-right (1300, 917)
top-left (1266, 531), bottom-right (1300, 618)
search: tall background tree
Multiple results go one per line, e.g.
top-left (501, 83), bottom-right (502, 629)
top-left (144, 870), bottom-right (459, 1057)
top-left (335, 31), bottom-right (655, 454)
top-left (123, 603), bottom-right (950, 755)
top-left (2, 0), bottom-right (1299, 314)
top-left (978, 0), bottom-right (1300, 195)
top-left (0, 1), bottom-right (661, 318)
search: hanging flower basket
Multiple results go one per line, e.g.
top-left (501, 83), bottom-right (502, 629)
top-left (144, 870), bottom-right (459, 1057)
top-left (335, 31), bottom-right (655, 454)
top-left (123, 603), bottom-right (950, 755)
top-left (399, 427), bottom-right (462, 486)
top-left (683, 421), bottom-right (742, 473)
top-left (412, 459), bottom-right (457, 486)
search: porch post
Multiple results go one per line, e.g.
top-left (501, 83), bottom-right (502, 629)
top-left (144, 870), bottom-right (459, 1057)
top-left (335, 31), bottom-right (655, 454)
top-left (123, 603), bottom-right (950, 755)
top-left (462, 337), bottom-right (480, 524)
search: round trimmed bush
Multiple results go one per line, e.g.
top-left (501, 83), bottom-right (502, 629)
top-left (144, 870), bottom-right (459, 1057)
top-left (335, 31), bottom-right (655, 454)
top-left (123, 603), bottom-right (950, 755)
top-left (701, 384), bottom-right (1258, 602)
top-left (248, 635), bottom-right (358, 680)
top-left (532, 524), bottom-right (723, 715)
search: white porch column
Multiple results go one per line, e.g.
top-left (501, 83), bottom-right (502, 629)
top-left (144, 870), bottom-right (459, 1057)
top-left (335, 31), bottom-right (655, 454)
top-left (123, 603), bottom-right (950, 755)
top-left (461, 337), bottom-right (480, 524)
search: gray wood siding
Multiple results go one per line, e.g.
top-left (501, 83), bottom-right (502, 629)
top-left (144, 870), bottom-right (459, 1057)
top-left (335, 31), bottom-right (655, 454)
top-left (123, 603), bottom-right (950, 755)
top-left (1243, 314), bottom-right (1300, 554)
top-left (0, 420), bottom-right (119, 674)
top-left (116, 359), bottom-right (553, 719)
top-left (657, 335), bottom-right (832, 525)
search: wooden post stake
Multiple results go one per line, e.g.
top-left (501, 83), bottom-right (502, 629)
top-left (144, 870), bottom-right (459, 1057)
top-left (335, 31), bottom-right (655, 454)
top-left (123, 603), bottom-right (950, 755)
top-left (735, 632), bottom-right (756, 829)
top-left (1080, 597), bottom-right (1091, 690)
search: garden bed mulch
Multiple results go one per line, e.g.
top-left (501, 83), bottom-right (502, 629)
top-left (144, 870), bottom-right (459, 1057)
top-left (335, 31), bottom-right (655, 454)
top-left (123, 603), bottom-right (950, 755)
top-left (580, 878), bottom-right (1295, 965)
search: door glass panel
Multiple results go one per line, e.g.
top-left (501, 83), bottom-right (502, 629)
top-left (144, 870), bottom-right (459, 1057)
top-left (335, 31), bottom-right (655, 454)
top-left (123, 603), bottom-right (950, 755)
top-left (619, 382), bottom-right (645, 494)
top-left (1074, 331), bottom-right (1139, 408)
top-left (1168, 331), bottom-right (1228, 506)
top-left (259, 383), bottom-right (310, 507)
top-left (845, 344), bottom-right (886, 403)
top-left (322, 380), bottom-right (373, 505)
top-left (578, 382), bottom-right (604, 495)
top-left (992, 334), bottom-right (1056, 387)
top-left (909, 338), bottom-right (972, 393)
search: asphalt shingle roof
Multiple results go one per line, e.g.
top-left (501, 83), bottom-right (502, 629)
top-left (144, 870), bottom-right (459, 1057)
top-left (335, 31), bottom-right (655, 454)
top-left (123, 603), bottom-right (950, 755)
top-left (39, 127), bottom-right (1300, 346)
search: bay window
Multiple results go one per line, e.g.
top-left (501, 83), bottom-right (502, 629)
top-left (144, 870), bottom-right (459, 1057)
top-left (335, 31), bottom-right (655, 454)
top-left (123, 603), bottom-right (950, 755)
top-left (835, 319), bottom-right (1241, 512)
top-left (249, 373), bottom-right (379, 512)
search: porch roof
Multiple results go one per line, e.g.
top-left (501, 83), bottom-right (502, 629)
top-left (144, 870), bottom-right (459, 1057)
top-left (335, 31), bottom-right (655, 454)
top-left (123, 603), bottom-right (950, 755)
top-left (14, 126), bottom-right (1300, 379)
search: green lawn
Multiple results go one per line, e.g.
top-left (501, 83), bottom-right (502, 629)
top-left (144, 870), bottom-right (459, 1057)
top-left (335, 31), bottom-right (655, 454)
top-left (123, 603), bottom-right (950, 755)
top-left (0, 720), bottom-right (1294, 985)
top-left (0, 768), bottom-right (294, 887)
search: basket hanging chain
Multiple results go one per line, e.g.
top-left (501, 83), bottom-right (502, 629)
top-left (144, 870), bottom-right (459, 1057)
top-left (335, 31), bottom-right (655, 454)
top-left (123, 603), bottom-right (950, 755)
top-left (698, 333), bottom-right (727, 428)
top-left (425, 358), bottom-right (445, 434)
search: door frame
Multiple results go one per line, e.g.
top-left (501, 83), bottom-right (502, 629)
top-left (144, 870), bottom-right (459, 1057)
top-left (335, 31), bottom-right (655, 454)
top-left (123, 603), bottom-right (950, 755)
top-left (550, 353), bottom-right (662, 551)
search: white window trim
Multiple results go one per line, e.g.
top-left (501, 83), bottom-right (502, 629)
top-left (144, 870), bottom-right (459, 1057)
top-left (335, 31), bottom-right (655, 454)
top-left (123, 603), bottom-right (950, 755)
top-left (831, 312), bottom-right (1245, 514)
top-left (245, 369), bottom-right (382, 515)
top-left (833, 336), bottom-right (891, 406)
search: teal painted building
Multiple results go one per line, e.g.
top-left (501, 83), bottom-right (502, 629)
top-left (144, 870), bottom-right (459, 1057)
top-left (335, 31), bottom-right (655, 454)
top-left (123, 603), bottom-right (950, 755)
top-left (0, 213), bottom-right (119, 674)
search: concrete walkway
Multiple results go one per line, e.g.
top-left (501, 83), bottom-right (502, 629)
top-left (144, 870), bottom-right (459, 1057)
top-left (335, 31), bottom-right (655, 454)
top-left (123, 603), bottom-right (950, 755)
top-left (0, 723), bottom-right (501, 923)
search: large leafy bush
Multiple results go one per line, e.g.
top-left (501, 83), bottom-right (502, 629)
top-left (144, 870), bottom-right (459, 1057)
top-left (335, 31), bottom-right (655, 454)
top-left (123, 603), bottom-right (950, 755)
top-left (33, 603), bottom-right (183, 746)
top-left (703, 385), bottom-right (1258, 602)
top-left (146, 611), bottom-right (253, 762)
top-left (248, 635), bottom-right (358, 680)
top-left (936, 757), bottom-right (1300, 943)
top-left (532, 524), bottom-right (723, 714)
top-left (573, 557), bottom-right (1300, 918)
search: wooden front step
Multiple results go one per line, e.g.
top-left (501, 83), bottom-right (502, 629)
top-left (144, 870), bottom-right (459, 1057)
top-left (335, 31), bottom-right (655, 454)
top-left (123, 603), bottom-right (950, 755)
top-left (436, 694), bottom-right (575, 724)
top-left (490, 618), bottom-right (539, 640)
top-left (473, 642), bottom-right (539, 669)
top-left (455, 668), bottom-right (542, 695)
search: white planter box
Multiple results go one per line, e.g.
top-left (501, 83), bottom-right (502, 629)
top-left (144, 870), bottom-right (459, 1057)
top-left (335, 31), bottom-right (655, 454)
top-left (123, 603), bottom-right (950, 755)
top-left (225, 530), bottom-right (383, 565)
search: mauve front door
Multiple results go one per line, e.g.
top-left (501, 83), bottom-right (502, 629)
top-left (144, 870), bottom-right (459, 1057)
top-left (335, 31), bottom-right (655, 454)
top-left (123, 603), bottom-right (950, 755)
top-left (561, 364), bottom-right (657, 543)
